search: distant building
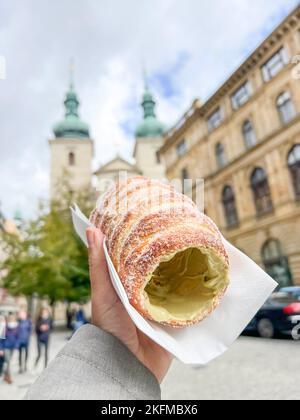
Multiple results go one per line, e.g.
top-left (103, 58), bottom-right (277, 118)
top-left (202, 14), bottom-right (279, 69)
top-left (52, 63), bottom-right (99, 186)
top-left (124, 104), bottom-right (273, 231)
top-left (50, 79), bottom-right (166, 201)
top-left (133, 85), bottom-right (166, 180)
top-left (93, 84), bottom-right (166, 195)
top-left (49, 81), bottom-right (94, 200)
top-left (94, 155), bottom-right (141, 196)
top-left (0, 210), bottom-right (23, 307)
top-left (160, 4), bottom-right (300, 287)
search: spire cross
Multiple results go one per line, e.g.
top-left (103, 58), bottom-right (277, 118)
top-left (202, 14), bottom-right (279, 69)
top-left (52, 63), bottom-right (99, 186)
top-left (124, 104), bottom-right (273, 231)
top-left (143, 67), bottom-right (149, 91)
top-left (69, 58), bottom-right (75, 88)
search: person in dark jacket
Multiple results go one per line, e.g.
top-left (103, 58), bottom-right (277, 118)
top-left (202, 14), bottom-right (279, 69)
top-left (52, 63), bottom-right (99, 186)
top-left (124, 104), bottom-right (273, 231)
top-left (0, 315), bottom-right (5, 377)
top-left (0, 339), bottom-right (5, 378)
top-left (72, 305), bottom-right (87, 333)
top-left (17, 310), bottom-right (32, 373)
top-left (35, 308), bottom-right (53, 369)
top-left (2, 313), bottom-right (19, 384)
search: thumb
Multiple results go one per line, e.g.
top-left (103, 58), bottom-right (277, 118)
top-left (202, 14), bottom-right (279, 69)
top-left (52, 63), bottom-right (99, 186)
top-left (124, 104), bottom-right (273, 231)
top-left (87, 227), bottom-right (106, 265)
top-left (86, 228), bottom-right (110, 294)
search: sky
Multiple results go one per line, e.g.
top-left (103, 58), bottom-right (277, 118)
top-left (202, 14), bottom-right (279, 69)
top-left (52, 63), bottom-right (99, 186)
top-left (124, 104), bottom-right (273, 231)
top-left (0, 0), bottom-right (299, 219)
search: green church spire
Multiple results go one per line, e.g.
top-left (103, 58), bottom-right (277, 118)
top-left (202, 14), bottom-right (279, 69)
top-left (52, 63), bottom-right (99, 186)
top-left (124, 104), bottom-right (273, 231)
top-left (64, 84), bottom-right (80, 118)
top-left (142, 87), bottom-right (156, 119)
top-left (135, 80), bottom-right (165, 138)
top-left (53, 64), bottom-right (90, 139)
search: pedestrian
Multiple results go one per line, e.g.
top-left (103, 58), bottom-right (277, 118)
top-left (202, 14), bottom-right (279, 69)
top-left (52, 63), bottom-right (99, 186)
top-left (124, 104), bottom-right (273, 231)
top-left (73, 305), bottom-right (86, 333)
top-left (2, 313), bottom-right (20, 384)
top-left (35, 308), bottom-right (53, 369)
top-left (0, 315), bottom-right (5, 379)
top-left (66, 306), bottom-right (74, 330)
top-left (26, 228), bottom-right (172, 400)
top-left (17, 310), bottom-right (32, 373)
top-left (0, 341), bottom-right (4, 379)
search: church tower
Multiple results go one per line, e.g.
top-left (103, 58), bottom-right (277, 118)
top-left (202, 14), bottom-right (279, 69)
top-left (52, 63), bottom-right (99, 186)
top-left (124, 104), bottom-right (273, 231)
top-left (134, 84), bottom-right (166, 179)
top-left (49, 79), bottom-right (93, 200)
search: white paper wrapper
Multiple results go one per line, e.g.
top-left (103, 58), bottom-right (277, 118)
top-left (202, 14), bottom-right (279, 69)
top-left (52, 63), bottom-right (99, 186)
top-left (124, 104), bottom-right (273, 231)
top-left (71, 204), bottom-right (277, 365)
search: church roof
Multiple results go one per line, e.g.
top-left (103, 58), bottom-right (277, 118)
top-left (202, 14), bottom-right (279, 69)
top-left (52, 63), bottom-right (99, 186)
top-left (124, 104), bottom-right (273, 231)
top-left (135, 85), bottom-right (165, 138)
top-left (94, 155), bottom-right (141, 175)
top-left (53, 82), bottom-right (90, 139)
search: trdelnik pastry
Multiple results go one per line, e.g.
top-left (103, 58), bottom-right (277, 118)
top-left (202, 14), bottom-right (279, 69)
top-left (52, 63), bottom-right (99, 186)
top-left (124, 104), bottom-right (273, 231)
top-left (90, 177), bottom-right (230, 328)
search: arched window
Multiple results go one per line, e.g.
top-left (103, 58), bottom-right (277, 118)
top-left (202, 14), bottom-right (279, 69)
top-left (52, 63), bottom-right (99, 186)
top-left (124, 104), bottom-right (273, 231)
top-left (222, 186), bottom-right (239, 227)
top-left (216, 143), bottom-right (227, 169)
top-left (288, 144), bottom-right (300, 199)
top-left (242, 120), bottom-right (257, 149)
top-left (69, 152), bottom-right (75, 166)
top-left (251, 168), bottom-right (273, 215)
top-left (277, 91), bottom-right (296, 124)
top-left (262, 239), bottom-right (292, 288)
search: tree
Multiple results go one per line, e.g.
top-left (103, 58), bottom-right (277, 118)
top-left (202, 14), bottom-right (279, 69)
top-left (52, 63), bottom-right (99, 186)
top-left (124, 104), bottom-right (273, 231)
top-left (0, 183), bottom-right (95, 308)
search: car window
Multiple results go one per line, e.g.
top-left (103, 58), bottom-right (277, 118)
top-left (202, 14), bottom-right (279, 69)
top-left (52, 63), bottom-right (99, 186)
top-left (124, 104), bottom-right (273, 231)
top-left (269, 293), bottom-right (297, 304)
top-left (281, 287), bottom-right (300, 294)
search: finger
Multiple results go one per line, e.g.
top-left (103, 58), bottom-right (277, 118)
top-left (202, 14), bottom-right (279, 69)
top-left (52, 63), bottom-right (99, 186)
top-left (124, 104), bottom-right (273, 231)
top-left (86, 227), bottom-right (112, 295)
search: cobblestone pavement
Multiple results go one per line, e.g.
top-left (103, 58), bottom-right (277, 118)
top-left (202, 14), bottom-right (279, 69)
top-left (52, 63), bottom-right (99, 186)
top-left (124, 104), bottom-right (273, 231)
top-left (1, 331), bottom-right (299, 400)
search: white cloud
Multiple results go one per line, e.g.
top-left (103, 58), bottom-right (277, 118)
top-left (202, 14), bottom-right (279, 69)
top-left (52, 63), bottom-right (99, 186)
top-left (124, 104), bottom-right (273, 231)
top-left (0, 0), bottom-right (298, 219)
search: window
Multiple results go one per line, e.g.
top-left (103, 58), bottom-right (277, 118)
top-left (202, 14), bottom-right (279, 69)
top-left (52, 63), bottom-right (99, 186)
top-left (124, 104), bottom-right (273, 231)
top-left (231, 82), bottom-right (252, 110)
top-left (68, 152), bottom-right (75, 166)
top-left (181, 168), bottom-right (189, 182)
top-left (216, 143), bottom-right (227, 169)
top-left (277, 91), bottom-right (296, 124)
top-left (242, 120), bottom-right (257, 149)
top-left (181, 168), bottom-right (189, 192)
top-left (207, 107), bottom-right (223, 132)
top-left (288, 144), bottom-right (300, 199)
top-left (261, 47), bottom-right (288, 82)
top-left (176, 140), bottom-right (187, 157)
top-left (251, 167), bottom-right (273, 216)
top-left (222, 186), bottom-right (239, 227)
top-left (262, 239), bottom-right (292, 288)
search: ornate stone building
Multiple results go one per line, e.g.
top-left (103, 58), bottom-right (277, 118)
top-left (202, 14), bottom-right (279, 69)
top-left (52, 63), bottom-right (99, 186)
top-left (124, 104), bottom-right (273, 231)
top-left (160, 5), bottom-right (300, 287)
top-left (133, 85), bottom-right (166, 179)
top-left (94, 84), bottom-right (165, 192)
top-left (49, 81), bottom-right (94, 200)
top-left (50, 77), bottom-right (165, 201)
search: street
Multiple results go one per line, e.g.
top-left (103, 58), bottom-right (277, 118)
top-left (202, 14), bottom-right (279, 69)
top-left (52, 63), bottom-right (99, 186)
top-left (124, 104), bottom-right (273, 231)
top-left (162, 334), bottom-right (300, 400)
top-left (0, 331), bottom-right (299, 400)
top-left (0, 330), bottom-right (68, 400)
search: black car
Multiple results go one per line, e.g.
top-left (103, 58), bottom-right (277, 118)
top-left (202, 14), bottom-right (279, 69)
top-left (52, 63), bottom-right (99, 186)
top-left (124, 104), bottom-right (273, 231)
top-left (245, 292), bottom-right (300, 339)
top-left (279, 286), bottom-right (300, 300)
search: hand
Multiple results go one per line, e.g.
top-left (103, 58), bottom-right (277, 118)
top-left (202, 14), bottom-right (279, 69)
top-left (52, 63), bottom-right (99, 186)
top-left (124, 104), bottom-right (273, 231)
top-left (86, 227), bottom-right (173, 383)
top-left (41, 325), bottom-right (49, 332)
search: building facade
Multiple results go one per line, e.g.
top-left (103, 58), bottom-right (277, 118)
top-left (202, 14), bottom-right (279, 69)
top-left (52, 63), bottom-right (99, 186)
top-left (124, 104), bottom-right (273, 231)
top-left (160, 5), bottom-right (300, 287)
top-left (94, 155), bottom-right (141, 196)
top-left (49, 82), bottom-right (94, 200)
top-left (134, 85), bottom-right (166, 179)
top-left (94, 84), bottom-right (166, 191)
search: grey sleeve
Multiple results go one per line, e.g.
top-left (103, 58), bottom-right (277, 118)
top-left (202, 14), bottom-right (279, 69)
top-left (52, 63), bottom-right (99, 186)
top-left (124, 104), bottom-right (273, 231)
top-left (25, 324), bottom-right (161, 400)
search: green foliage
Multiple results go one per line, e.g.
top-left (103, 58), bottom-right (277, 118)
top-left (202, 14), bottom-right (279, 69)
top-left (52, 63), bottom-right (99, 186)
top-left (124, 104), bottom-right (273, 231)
top-left (0, 183), bottom-right (95, 305)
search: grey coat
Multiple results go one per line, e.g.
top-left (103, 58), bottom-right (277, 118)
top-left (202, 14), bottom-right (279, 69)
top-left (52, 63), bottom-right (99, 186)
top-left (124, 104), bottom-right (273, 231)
top-left (26, 325), bottom-right (161, 400)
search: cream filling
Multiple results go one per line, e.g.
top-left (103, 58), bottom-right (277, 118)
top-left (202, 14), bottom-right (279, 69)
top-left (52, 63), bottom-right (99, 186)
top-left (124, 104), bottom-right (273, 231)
top-left (143, 247), bottom-right (229, 323)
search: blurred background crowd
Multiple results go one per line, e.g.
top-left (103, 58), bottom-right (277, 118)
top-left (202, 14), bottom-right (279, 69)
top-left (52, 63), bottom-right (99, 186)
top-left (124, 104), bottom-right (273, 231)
top-left (0, 304), bottom-right (87, 386)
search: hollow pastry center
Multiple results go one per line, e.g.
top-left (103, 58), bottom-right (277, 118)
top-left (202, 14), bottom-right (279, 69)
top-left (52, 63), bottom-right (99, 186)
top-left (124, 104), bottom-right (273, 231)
top-left (144, 248), bottom-right (225, 323)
